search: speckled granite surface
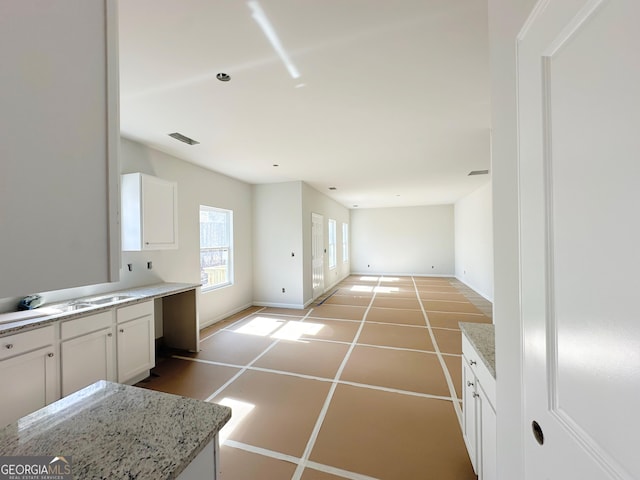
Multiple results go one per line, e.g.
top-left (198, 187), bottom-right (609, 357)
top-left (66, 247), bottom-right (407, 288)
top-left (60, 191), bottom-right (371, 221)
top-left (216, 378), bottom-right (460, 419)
top-left (0, 283), bottom-right (199, 337)
top-left (459, 322), bottom-right (495, 378)
top-left (0, 381), bottom-right (231, 480)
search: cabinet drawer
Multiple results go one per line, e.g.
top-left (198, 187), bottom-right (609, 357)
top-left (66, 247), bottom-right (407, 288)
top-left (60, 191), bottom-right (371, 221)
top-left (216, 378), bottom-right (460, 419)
top-left (0, 325), bottom-right (56, 360)
top-left (117, 301), bottom-right (153, 324)
top-left (61, 311), bottom-right (114, 340)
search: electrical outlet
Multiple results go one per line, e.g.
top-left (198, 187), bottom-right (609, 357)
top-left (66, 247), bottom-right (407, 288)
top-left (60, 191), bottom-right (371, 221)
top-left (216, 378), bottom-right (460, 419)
top-left (147, 261), bottom-right (153, 270)
top-left (127, 263), bottom-right (133, 272)
top-left (282, 288), bottom-right (286, 293)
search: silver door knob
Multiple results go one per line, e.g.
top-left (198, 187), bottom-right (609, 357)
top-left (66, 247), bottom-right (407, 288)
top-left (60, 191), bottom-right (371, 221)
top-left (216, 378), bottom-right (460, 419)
top-left (5, 344), bottom-right (13, 349)
top-left (472, 392), bottom-right (480, 398)
top-left (47, 353), bottom-right (54, 358)
top-left (470, 360), bottom-right (477, 365)
top-left (467, 381), bottom-right (474, 387)
top-left (107, 333), bottom-right (113, 337)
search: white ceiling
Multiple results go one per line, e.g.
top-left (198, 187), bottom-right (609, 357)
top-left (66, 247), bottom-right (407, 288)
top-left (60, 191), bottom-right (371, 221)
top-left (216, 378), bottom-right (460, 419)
top-left (118, 0), bottom-right (490, 209)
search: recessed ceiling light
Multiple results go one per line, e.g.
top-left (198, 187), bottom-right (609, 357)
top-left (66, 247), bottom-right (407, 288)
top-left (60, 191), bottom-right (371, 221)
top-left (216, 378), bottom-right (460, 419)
top-left (216, 73), bottom-right (231, 82)
top-left (468, 170), bottom-right (489, 176)
top-left (329, 187), bottom-right (337, 190)
top-left (273, 164), bottom-right (279, 167)
top-left (168, 132), bottom-right (199, 145)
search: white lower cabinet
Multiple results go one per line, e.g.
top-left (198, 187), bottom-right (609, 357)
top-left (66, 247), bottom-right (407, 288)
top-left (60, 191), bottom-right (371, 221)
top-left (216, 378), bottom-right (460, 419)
top-left (117, 301), bottom-right (155, 383)
top-left (462, 358), bottom-right (479, 472)
top-left (0, 300), bottom-right (156, 425)
top-left (478, 387), bottom-right (497, 480)
top-left (462, 335), bottom-right (496, 480)
top-left (0, 326), bottom-right (58, 427)
top-left (61, 311), bottom-right (115, 397)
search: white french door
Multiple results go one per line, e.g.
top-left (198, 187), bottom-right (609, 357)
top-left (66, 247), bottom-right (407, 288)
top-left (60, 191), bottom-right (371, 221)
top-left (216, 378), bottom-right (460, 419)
top-left (517, 1), bottom-right (639, 478)
top-left (311, 213), bottom-right (324, 299)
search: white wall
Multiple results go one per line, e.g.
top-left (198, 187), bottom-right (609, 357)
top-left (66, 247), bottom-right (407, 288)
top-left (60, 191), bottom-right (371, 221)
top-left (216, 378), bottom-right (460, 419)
top-left (0, 138), bottom-right (254, 328)
top-left (251, 181), bottom-right (350, 307)
top-left (301, 183), bottom-right (351, 302)
top-left (454, 181), bottom-right (494, 301)
top-left (120, 139), bottom-right (254, 327)
top-left (252, 182), bottom-right (304, 308)
top-left (489, 1), bottom-right (537, 478)
top-left (350, 205), bottom-right (454, 276)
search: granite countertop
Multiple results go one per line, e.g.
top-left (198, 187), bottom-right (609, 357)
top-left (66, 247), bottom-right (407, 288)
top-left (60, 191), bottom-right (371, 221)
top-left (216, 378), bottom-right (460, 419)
top-left (0, 381), bottom-right (231, 479)
top-left (459, 322), bottom-right (495, 378)
top-left (0, 282), bottom-right (200, 337)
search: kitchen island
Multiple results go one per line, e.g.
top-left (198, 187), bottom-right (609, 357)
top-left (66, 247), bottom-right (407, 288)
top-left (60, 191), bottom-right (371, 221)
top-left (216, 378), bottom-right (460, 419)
top-left (0, 381), bottom-right (231, 479)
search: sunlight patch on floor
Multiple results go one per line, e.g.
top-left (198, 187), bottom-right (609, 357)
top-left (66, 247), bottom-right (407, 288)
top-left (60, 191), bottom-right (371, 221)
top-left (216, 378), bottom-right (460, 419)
top-left (232, 317), bottom-right (324, 341)
top-left (217, 397), bottom-right (255, 444)
top-left (351, 285), bottom-right (374, 293)
top-left (374, 286), bottom-right (400, 293)
top-left (272, 321), bottom-right (324, 341)
top-left (234, 317), bottom-right (284, 336)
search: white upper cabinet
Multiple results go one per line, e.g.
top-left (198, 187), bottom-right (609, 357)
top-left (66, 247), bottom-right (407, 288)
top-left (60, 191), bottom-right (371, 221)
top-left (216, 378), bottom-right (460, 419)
top-left (0, 0), bottom-right (120, 298)
top-left (121, 173), bottom-right (178, 251)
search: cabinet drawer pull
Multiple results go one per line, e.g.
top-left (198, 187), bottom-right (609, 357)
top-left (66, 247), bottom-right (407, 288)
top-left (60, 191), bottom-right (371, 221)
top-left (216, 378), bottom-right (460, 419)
top-left (5, 343), bottom-right (13, 349)
top-left (107, 333), bottom-right (113, 337)
top-left (47, 353), bottom-right (54, 358)
top-left (119, 329), bottom-right (124, 333)
top-left (467, 381), bottom-right (474, 387)
top-left (472, 392), bottom-right (480, 398)
top-left (470, 360), bottom-right (477, 365)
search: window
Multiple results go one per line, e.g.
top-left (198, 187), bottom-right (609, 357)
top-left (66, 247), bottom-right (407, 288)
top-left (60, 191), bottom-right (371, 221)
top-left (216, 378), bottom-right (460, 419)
top-left (328, 219), bottom-right (337, 269)
top-left (200, 206), bottom-right (233, 290)
top-left (342, 222), bottom-right (349, 263)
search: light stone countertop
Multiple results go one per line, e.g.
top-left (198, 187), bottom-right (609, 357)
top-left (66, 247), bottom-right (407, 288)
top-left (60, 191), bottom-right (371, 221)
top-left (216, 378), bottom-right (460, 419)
top-left (0, 282), bottom-right (200, 337)
top-left (459, 322), bottom-right (495, 378)
top-left (0, 380), bottom-right (231, 479)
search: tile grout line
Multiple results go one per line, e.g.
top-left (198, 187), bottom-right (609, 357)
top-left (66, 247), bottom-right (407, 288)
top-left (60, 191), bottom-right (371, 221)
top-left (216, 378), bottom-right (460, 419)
top-left (411, 276), bottom-right (463, 424)
top-left (224, 440), bottom-right (379, 480)
top-left (290, 276), bottom-right (384, 480)
top-left (174, 354), bottom-right (458, 402)
top-left (203, 308), bottom-right (317, 402)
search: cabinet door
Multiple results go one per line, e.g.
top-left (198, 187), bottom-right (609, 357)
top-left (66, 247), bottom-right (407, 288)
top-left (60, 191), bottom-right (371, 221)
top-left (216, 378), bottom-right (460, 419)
top-left (0, 346), bottom-right (58, 427)
top-left (117, 315), bottom-right (154, 383)
top-left (462, 357), bottom-right (478, 473)
top-left (478, 387), bottom-right (497, 480)
top-left (142, 174), bottom-right (177, 249)
top-left (0, 0), bottom-right (120, 298)
top-left (61, 327), bottom-right (115, 397)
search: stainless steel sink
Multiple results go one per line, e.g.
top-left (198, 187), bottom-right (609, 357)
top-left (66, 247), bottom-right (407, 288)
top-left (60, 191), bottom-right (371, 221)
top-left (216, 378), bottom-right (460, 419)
top-left (85, 295), bottom-right (133, 305)
top-left (54, 303), bottom-right (95, 312)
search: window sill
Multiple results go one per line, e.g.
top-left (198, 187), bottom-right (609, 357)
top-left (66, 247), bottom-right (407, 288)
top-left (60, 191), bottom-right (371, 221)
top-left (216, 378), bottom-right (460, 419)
top-left (202, 282), bottom-right (232, 293)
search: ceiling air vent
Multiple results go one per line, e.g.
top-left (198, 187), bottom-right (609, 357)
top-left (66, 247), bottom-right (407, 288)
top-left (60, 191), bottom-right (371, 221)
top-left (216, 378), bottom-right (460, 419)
top-left (468, 170), bottom-right (489, 176)
top-left (168, 132), bottom-right (200, 145)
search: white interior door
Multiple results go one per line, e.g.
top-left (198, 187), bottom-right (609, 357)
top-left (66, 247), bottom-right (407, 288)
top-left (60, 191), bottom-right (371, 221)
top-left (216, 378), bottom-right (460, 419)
top-left (517, 1), bottom-right (639, 479)
top-left (311, 213), bottom-right (324, 299)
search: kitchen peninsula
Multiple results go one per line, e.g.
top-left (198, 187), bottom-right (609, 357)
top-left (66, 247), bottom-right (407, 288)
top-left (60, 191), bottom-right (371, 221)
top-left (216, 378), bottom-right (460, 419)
top-left (0, 381), bottom-right (231, 479)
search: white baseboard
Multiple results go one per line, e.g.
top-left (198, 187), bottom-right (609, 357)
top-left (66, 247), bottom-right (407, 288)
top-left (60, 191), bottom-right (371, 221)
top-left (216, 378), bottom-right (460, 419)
top-left (252, 301), bottom-right (307, 310)
top-left (199, 302), bottom-right (254, 329)
top-left (454, 276), bottom-right (494, 303)
top-left (350, 272), bottom-right (455, 278)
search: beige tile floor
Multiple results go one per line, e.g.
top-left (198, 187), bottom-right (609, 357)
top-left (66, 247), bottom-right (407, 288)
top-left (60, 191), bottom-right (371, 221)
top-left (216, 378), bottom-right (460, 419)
top-left (138, 276), bottom-right (492, 479)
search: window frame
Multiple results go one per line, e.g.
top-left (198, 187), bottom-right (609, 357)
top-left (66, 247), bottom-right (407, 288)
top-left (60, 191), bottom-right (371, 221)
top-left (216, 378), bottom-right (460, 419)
top-left (342, 222), bottom-right (349, 263)
top-left (328, 218), bottom-right (337, 270)
top-left (199, 205), bottom-right (234, 291)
